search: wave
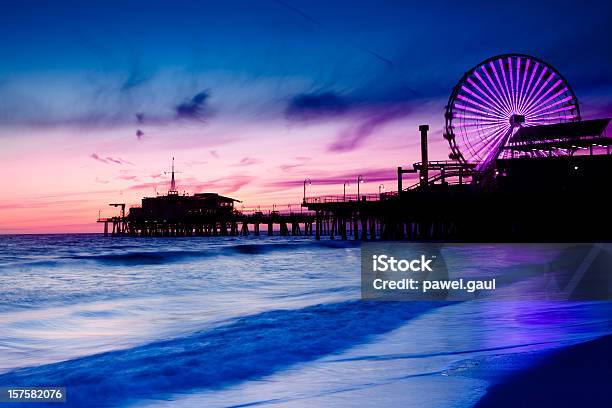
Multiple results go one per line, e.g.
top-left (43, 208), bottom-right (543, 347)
top-left (327, 340), bottom-right (563, 363)
top-left (68, 240), bottom-right (359, 266)
top-left (70, 250), bottom-right (213, 265)
top-left (0, 300), bottom-right (446, 407)
top-left (0, 259), bottom-right (60, 269)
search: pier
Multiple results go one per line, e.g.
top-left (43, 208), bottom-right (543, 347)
top-left (99, 119), bottom-right (612, 242)
top-left (98, 55), bottom-right (612, 242)
top-left (98, 197), bottom-right (316, 238)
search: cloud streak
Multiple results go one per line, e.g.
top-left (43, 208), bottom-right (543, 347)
top-left (90, 153), bottom-right (133, 165)
top-left (328, 104), bottom-right (413, 152)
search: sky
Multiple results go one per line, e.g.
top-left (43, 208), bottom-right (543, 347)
top-left (1, 0), bottom-right (611, 233)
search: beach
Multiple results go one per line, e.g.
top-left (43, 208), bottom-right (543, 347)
top-left (0, 234), bottom-right (610, 407)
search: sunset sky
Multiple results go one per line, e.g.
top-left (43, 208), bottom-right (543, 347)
top-left (1, 0), bottom-right (611, 233)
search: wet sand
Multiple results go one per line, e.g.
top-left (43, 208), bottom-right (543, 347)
top-left (475, 334), bottom-right (612, 407)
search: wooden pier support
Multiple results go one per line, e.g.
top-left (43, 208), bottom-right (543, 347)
top-left (280, 222), bottom-right (289, 236)
top-left (241, 222), bottom-right (249, 236)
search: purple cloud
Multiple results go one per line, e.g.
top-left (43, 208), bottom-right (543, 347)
top-left (130, 174), bottom-right (254, 195)
top-left (176, 91), bottom-right (211, 121)
top-left (329, 104), bottom-right (412, 152)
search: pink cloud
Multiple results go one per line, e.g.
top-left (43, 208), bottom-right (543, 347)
top-left (129, 174), bottom-right (255, 196)
top-left (233, 156), bottom-right (261, 166)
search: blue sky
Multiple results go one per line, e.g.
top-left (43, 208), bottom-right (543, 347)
top-left (1, 0), bottom-right (611, 124)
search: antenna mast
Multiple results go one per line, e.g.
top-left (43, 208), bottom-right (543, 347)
top-left (164, 157), bottom-right (181, 195)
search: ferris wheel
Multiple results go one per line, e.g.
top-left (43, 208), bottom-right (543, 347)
top-left (444, 54), bottom-right (580, 170)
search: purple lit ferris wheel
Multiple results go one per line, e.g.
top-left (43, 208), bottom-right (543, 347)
top-left (444, 54), bottom-right (580, 170)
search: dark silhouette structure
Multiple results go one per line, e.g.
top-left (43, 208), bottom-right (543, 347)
top-left (98, 54), bottom-right (612, 242)
top-left (99, 119), bottom-right (612, 241)
top-left (304, 119), bottom-right (612, 241)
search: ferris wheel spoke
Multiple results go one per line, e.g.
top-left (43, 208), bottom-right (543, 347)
top-left (518, 66), bottom-right (548, 114)
top-left (470, 74), bottom-right (511, 116)
top-left (513, 57), bottom-right (521, 113)
top-left (469, 125), bottom-right (511, 159)
top-left (457, 124), bottom-right (513, 149)
top-left (508, 57), bottom-right (516, 112)
top-left (472, 130), bottom-right (509, 162)
top-left (525, 78), bottom-right (562, 111)
top-left (526, 88), bottom-right (570, 114)
top-left (538, 116), bottom-right (578, 121)
top-left (499, 58), bottom-right (515, 112)
top-left (499, 57), bottom-right (516, 112)
top-left (518, 61), bottom-right (539, 113)
top-left (458, 94), bottom-right (506, 118)
top-left (522, 73), bottom-right (554, 115)
top-left (490, 61), bottom-right (513, 112)
top-left (498, 60), bottom-right (516, 112)
top-left (489, 62), bottom-right (511, 110)
top-left (529, 105), bottom-right (578, 119)
top-left (523, 79), bottom-right (562, 116)
top-left (518, 63), bottom-right (545, 113)
top-left (478, 69), bottom-right (512, 116)
top-left (452, 112), bottom-right (507, 122)
top-left (469, 127), bottom-right (507, 154)
top-left (524, 93), bottom-right (572, 117)
top-left (454, 103), bottom-right (507, 120)
top-left (521, 70), bottom-right (554, 114)
top-left (457, 95), bottom-right (504, 120)
top-left (458, 122), bottom-right (509, 134)
top-left (517, 59), bottom-right (531, 112)
top-left (526, 96), bottom-right (573, 117)
top-left (527, 115), bottom-right (577, 126)
top-left (459, 88), bottom-right (508, 117)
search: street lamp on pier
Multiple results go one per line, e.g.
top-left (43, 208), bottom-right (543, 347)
top-left (343, 181), bottom-right (350, 202)
top-left (357, 175), bottom-right (364, 201)
top-left (303, 178), bottom-right (312, 203)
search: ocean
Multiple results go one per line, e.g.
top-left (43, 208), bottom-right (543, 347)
top-left (0, 234), bottom-right (610, 407)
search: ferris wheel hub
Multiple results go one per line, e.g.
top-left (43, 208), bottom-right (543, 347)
top-left (510, 114), bottom-right (525, 126)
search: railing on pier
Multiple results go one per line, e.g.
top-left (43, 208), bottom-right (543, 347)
top-left (412, 160), bottom-right (475, 170)
top-left (405, 169), bottom-right (477, 191)
top-left (303, 193), bottom-right (386, 204)
top-left (238, 205), bottom-right (315, 217)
